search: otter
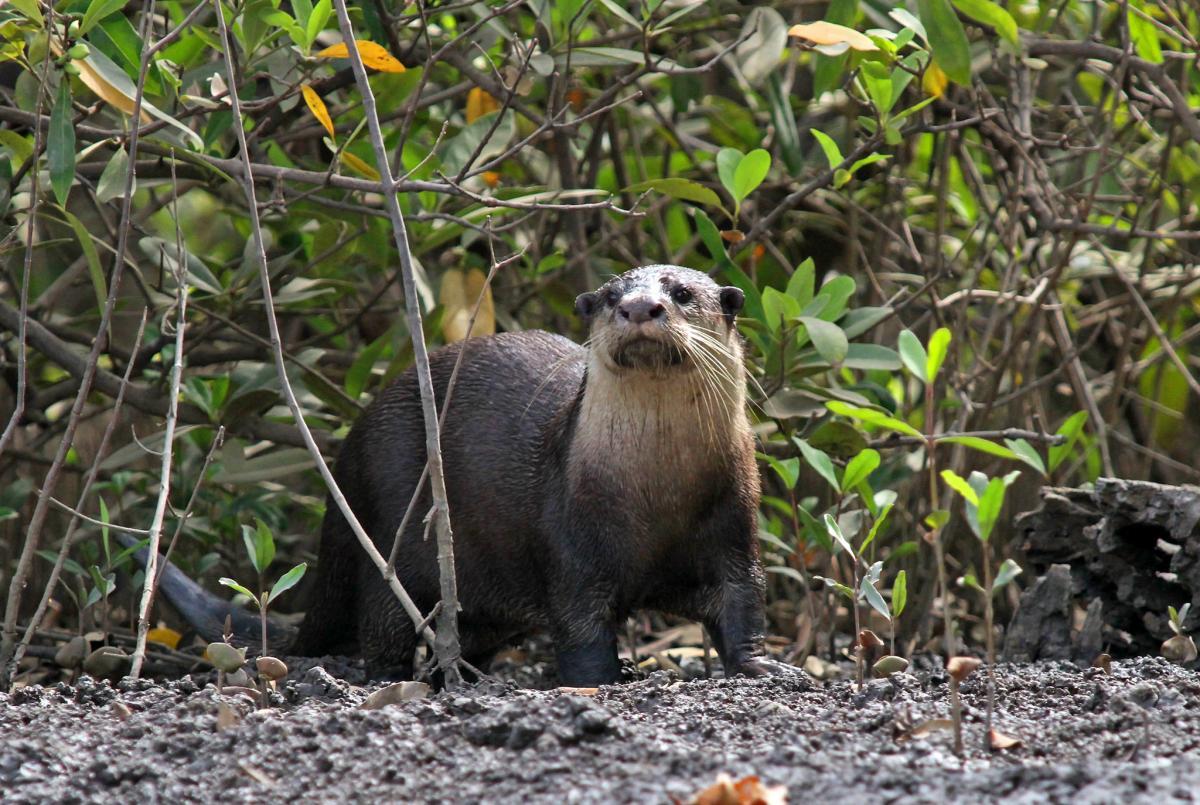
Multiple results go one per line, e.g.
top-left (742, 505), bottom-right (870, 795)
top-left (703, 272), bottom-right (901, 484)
top-left (150, 265), bottom-right (798, 685)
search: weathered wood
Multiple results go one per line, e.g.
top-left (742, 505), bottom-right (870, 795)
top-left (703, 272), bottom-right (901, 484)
top-left (1010, 478), bottom-right (1200, 660)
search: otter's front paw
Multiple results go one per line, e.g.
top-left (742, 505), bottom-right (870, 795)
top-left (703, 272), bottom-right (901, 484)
top-left (734, 657), bottom-right (811, 683)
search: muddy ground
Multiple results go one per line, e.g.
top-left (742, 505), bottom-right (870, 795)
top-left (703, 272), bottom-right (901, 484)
top-left (3, 656), bottom-right (1200, 803)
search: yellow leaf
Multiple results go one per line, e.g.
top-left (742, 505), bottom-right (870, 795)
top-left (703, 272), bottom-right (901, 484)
top-left (316, 40), bottom-right (406, 73)
top-left (147, 626), bottom-right (182, 650)
top-left (301, 84), bottom-right (335, 139)
top-left (788, 22), bottom-right (878, 51)
top-left (439, 268), bottom-right (495, 343)
top-left (339, 150), bottom-right (380, 181)
top-left (922, 62), bottom-right (948, 97)
top-left (465, 87), bottom-right (500, 124)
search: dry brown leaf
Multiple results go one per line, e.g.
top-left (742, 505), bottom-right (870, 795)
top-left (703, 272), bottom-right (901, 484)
top-left (988, 728), bottom-right (1023, 750)
top-left (556, 686), bottom-right (599, 696)
top-left (439, 268), bottom-right (495, 342)
top-left (317, 40), bottom-right (406, 72)
top-left (787, 22), bottom-right (878, 52)
top-left (466, 87), bottom-right (501, 123)
top-left (216, 701), bottom-right (240, 730)
top-left (301, 84), bottom-right (335, 139)
top-left (691, 773), bottom-right (787, 805)
top-left (74, 57), bottom-right (147, 119)
top-left (908, 717), bottom-right (955, 739)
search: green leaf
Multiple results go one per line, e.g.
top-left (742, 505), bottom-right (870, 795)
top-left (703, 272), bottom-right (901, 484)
top-left (268, 562), bottom-right (307, 603)
top-left (842, 344), bottom-right (902, 371)
top-left (938, 436), bottom-right (1018, 460)
top-left (60, 209), bottom-right (106, 318)
top-left (842, 448), bottom-right (880, 492)
top-left (975, 477), bottom-right (1007, 541)
top-left (917, 0), bottom-right (971, 85)
top-left (80, 0), bottom-right (129, 34)
top-left (889, 7), bottom-right (927, 41)
top-left (810, 128), bottom-right (843, 170)
top-left (897, 330), bottom-right (928, 382)
top-left (1048, 410), bottom-right (1088, 473)
top-left (1004, 438), bottom-right (1046, 475)
top-left (1126, 0), bottom-right (1163, 64)
top-left (306, 0), bottom-right (333, 48)
top-left (823, 513), bottom-right (855, 556)
top-left (48, 79), bottom-right (75, 207)
top-left (732, 148), bottom-right (771, 204)
top-left (219, 577), bottom-right (258, 603)
top-left (839, 153), bottom-right (890, 187)
top-left (763, 455), bottom-right (800, 489)
top-left (860, 575), bottom-right (891, 620)
top-left (796, 438), bottom-right (840, 492)
top-left (924, 509), bottom-right (950, 529)
top-left (761, 287), bottom-right (800, 334)
top-left (786, 258), bottom-right (815, 307)
top-left (625, 178), bottom-right (723, 210)
top-left (716, 147), bottom-right (743, 200)
top-left (812, 275), bottom-right (856, 321)
top-left (95, 146), bottom-right (130, 204)
top-left (597, 0), bottom-right (640, 27)
top-left (892, 569), bottom-right (908, 617)
top-left (7, 0), bottom-right (43, 24)
top-left (950, 0), bottom-right (1018, 47)
top-left (994, 558), bottom-right (1022, 591)
top-left (940, 468), bottom-right (979, 505)
top-left (242, 520), bottom-right (275, 575)
top-left (799, 316), bottom-right (848, 365)
top-left (826, 401), bottom-right (922, 437)
top-left (925, 327), bottom-right (951, 383)
top-left (859, 501), bottom-right (892, 556)
top-left (859, 60), bottom-right (895, 116)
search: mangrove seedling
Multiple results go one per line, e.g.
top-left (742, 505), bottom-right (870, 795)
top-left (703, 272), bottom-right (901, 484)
top-left (219, 519), bottom-right (307, 657)
top-left (1161, 604), bottom-right (1197, 664)
top-left (946, 655), bottom-right (980, 756)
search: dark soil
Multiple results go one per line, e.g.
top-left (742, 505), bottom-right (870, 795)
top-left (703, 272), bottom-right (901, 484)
top-left (4, 656), bottom-right (1200, 803)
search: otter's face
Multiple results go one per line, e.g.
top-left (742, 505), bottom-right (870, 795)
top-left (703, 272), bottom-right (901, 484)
top-left (574, 265), bottom-right (745, 374)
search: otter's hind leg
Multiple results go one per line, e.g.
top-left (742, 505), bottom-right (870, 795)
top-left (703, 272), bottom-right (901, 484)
top-left (356, 573), bottom-right (420, 680)
top-left (291, 501), bottom-right (360, 656)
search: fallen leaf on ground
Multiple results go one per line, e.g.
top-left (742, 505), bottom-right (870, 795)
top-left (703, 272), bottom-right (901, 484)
top-left (988, 729), bottom-right (1022, 750)
top-left (691, 773), bottom-right (787, 805)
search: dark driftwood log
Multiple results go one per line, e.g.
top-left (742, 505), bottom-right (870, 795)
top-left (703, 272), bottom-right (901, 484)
top-left (1009, 478), bottom-right (1200, 661)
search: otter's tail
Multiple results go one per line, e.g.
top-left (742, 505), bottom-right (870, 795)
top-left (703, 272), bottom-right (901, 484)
top-left (119, 534), bottom-right (296, 651)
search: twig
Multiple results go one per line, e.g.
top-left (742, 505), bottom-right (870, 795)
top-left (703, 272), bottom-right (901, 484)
top-left (210, 0), bottom-right (439, 660)
top-left (0, 0), bottom-right (163, 686)
top-left (7, 314), bottom-right (148, 677)
top-left (130, 157), bottom-right (189, 679)
top-left (331, 0), bottom-right (463, 687)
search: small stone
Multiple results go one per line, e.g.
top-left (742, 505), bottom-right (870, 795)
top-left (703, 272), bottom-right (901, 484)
top-left (82, 646), bottom-right (129, 680)
top-left (54, 636), bottom-right (88, 669)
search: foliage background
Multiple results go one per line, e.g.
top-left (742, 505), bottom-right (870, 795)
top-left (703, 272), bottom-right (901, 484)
top-left (1, 0), bottom-right (1198, 670)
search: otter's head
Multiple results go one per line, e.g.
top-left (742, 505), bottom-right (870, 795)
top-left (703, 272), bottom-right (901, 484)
top-left (574, 265), bottom-right (745, 377)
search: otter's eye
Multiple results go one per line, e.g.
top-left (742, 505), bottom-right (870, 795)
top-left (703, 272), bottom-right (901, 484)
top-left (672, 286), bottom-right (693, 304)
top-left (604, 289), bottom-right (620, 307)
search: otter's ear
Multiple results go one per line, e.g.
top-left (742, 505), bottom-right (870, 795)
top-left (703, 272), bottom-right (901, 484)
top-left (719, 286), bottom-right (745, 322)
top-left (575, 291), bottom-right (601, 322)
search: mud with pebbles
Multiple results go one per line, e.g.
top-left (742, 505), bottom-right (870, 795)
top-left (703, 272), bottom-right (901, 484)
top-left (3, 656), bottom-right (1199, 803)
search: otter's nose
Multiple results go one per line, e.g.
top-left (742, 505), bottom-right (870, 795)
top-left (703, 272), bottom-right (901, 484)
top-left (618, 297), bottom-right (666, 324)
